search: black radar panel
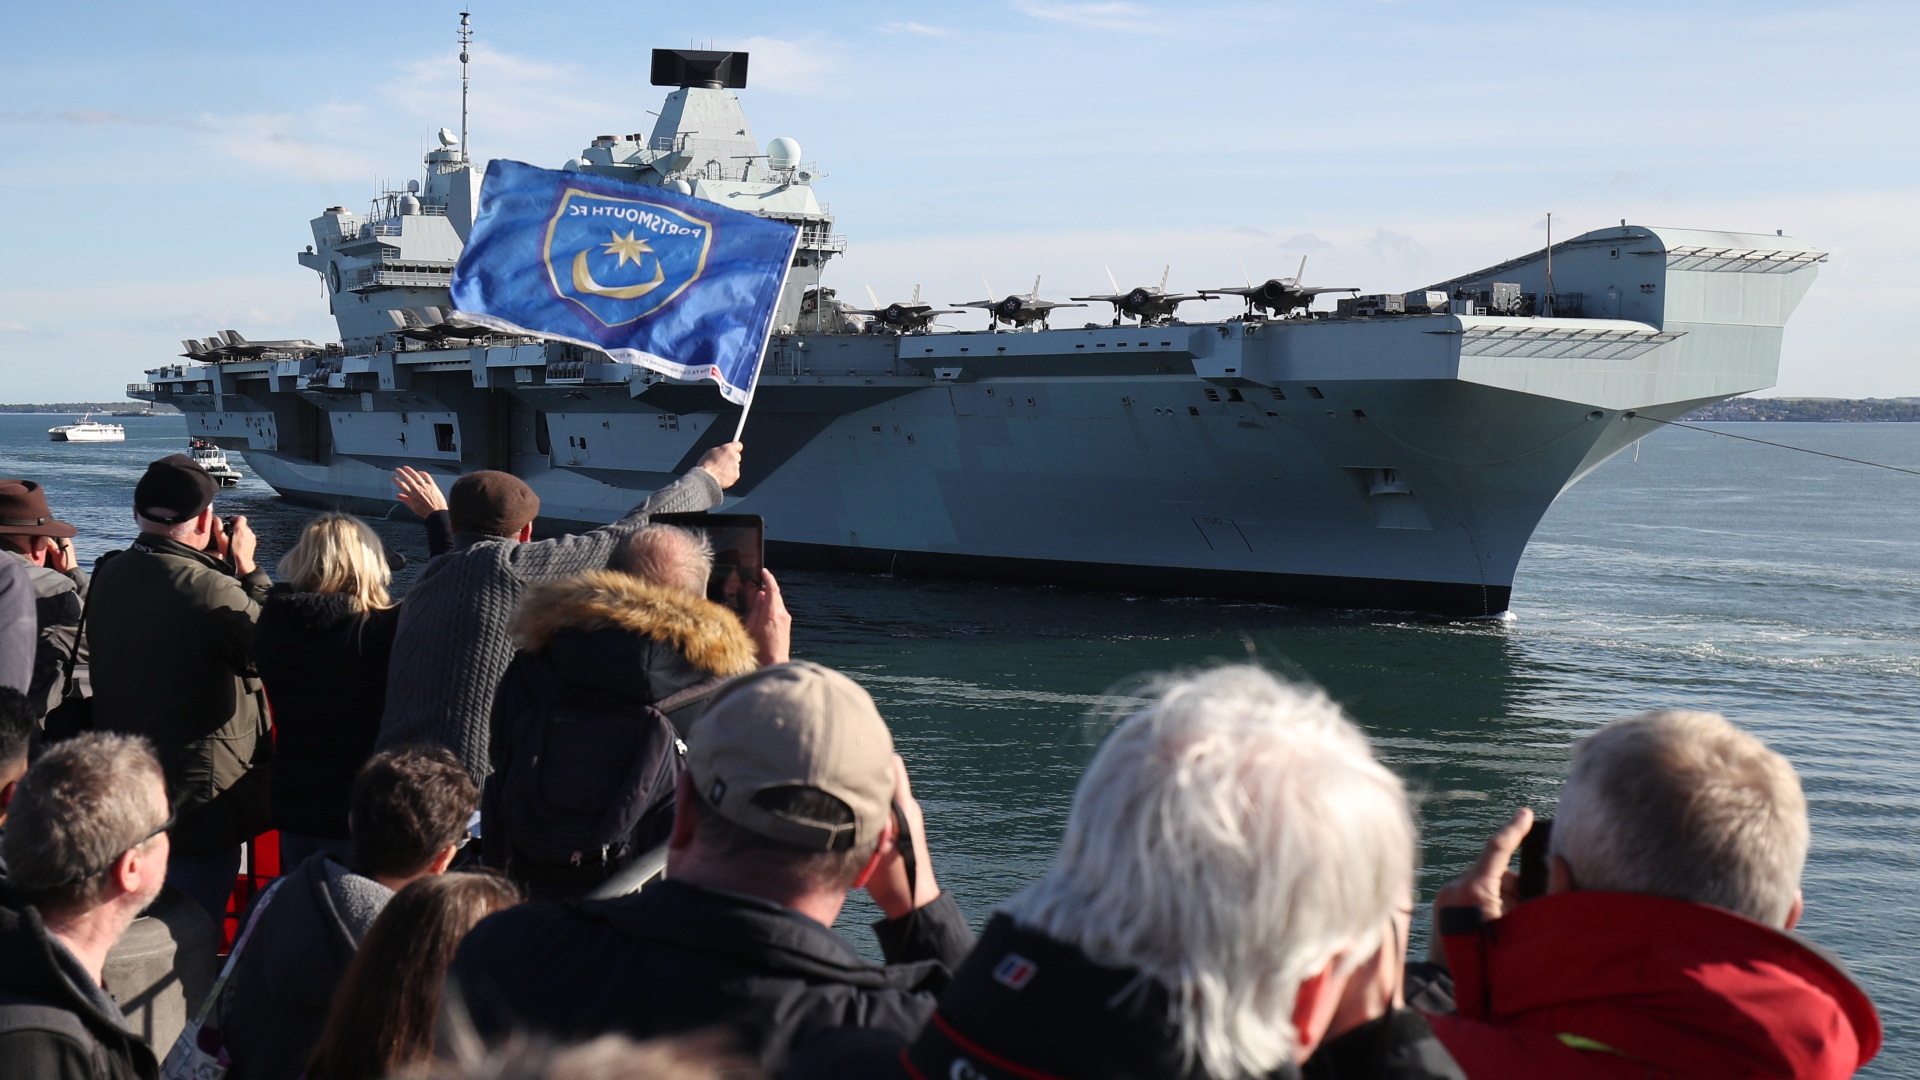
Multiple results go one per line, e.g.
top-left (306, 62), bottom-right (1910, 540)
top-left (651, 49), bottom-right (749, 89)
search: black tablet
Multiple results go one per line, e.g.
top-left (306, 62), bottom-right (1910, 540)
top-left (650, 512), bottom-right (765, 617)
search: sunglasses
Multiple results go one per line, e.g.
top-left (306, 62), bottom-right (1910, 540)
top-left (54, 808), bottom-right (175, 887)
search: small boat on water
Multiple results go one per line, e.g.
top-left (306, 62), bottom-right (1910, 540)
top-left (190, 439), bottom-right (243, 488)
top-left (47, 414), bottom-right (126, 443)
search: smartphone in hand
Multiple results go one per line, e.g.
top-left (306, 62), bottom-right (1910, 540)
top-left (1517, 817), bottom-right (1553, 902)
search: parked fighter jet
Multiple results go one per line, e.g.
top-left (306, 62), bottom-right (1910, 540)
top-left (179, 330), bottom-right (324, 360)
top-left (850, 285), bottom-right (959, 334)
top-left (1072, 268), bottom-right (1214, 326)
top-left (385, 307), bottom-right (493, 343)
top-left (953, 276), bottom-right (1087, 332)
top-left (1209, 256), bottom-right (1358, 318)
top-left (798, 285), bottom-right (869, 334)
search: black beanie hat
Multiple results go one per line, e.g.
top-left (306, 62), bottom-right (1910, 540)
top-left (134, 454), bottom-right (217, 525)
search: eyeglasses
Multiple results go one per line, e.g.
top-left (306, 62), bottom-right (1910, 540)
top-left (53, 808), bottom-right (175, 887)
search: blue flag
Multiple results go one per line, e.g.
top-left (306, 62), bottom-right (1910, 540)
top-left (451, 159), bottom-right (800, 405)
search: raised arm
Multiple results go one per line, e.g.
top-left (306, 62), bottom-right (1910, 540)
top-left (639, 441), bottom-right (740, 517)
top-left (506, 443), bottom-right (742, 580)
top-left (394, 466), bottom-right (455, 556)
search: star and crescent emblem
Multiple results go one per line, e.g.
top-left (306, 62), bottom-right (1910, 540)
top-left (573, 229), bottom-right (666, 299)
top-left (542, 189), bottom-right (715, 327)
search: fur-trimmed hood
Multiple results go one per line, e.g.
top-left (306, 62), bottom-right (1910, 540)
top-left (510, 569), bottom-right (757, 677)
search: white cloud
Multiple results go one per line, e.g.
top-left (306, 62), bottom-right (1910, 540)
top-left (880, 22), bottom-right (954, 38)
top-left (192, 99), bottom-right (391, 183)
top-left (0, 321), bottom-right (27, 332)
top-left (384, 44), bottom-right (615, 159)
top-left (1012, 2), bottom-right (1161, 33)
top-left (1233, 228), bottom-right (1335, 252)
top-left (733, 37), bottom-right (841, 95)
top-left (1362, 228), bottom-right (1426, 270)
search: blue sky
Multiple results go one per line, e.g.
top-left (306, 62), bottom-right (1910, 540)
top-left (1, 1), bottom-right (1913, 400)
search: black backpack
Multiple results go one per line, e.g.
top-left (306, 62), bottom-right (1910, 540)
top-left (486, 652), bottom-right (724, 890)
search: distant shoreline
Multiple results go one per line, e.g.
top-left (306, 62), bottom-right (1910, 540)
top-left (1682, 398), bottom-right (1920, 422)
top-left (3, 398), bottom-right (1915, 422)
top-left (0, 402), bottom-right (179, 415)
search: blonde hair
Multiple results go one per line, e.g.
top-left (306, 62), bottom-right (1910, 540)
top-left (1551, 709), bottom-right (1808, 927)
top-left (277, 513), bottom-right (394, 611)
top-left (1002, 666), bottom-right (1414, 1078)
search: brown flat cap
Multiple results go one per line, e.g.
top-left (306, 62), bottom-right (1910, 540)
top-left (448, 470), bottom-right (540, 537)
top-left (0, 480), bottom-right (76, 538)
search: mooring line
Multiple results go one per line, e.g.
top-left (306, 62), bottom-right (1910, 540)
top-left (1636, 415), bottom-right (1920, 477)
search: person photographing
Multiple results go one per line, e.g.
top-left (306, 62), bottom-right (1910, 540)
top-left (87, 455), bottom-right (273, 925)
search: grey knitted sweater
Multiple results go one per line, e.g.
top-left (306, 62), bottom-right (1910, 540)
top-left (377, 468), bottom-right (723, 779)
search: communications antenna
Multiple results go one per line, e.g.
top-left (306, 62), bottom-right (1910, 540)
top-left (1544, 211), bottom-right (1555, 316)
top-left (458, 11), bottom-right (473, 163)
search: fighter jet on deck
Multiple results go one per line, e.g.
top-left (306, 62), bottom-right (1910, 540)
top-left (180, 330), bottom-right (324, 361)
top-left (953, 276), bottom-right (1088, 332)
top-left (1073, 267), bottom-right (1215, 326)
top-left (798, 285), bottom-right (869, 334)
top-left (385, 307), bottom-right (493, 343)
top-left (1209, 256), bottom-right (1358, 318)
top-left (850, 285), bottom-right (960, 334)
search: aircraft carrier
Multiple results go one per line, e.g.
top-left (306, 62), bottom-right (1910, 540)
top-left (130, 36), bottom-right (1827, 617)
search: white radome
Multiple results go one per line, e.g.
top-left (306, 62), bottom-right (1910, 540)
top-left (765, 136), bottom-right (801, 170)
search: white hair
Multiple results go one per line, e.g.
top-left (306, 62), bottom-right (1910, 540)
top-left (619, 525), bottom-right (713, 598)
top-left (1551, 709), bottom-right (1807, 927)
top-left (1001, 666), bottom-right (1414, 1079)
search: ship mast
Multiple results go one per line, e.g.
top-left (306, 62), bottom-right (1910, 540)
top-left (458, 11), bottom-right (472, 163)
top-left (1536, 209), bottom-right (1551, 311)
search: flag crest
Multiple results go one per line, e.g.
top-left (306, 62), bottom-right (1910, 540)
top-left (453, 159), bottom-right (798, 404)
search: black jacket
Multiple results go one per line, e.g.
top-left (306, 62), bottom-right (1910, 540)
top-left (0, 887), bottom-right (159, 1080)
top-left (252, 588), bottom-right (400, 839)
top-left (448, 878), bottom-right (975, 1072)
top-left (480, 571), bottom-right (759, 878)
top-left (884, 914), bottom-right (1461, 1080)
top-left (87, 536), bottom-right (273, 854)
top-left (219, 854), bottom-right (392, 1080)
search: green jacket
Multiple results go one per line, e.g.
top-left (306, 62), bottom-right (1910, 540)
top-left (87, 535), bottom-right (273, 855)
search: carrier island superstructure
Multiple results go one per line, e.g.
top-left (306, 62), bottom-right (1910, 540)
top-left (131, 47), bottom-right (1827, 617)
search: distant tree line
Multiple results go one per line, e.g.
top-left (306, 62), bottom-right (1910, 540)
top-left (0, 402), bottom-right (179, 414)
top-left (1684, 397), bottom-right (1920, 422)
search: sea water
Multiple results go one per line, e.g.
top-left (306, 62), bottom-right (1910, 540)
top-left (6, 413), bottom-right (1916, 1071)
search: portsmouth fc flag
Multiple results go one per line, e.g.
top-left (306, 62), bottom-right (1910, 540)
top-left (451, 159), bottom-right (800, 405)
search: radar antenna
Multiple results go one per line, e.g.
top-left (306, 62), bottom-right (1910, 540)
top-left (458, 11), bottom-right (473, 163)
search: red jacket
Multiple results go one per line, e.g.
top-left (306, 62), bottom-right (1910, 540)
top-left (1425, 891), bottom-right (1880, 1079)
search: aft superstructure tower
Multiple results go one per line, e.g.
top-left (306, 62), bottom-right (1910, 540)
top-left (561, 49), bottom-right (842, 330)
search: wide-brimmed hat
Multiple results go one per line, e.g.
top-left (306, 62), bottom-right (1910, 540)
top-left (0, 480), bottom-right (77, 538)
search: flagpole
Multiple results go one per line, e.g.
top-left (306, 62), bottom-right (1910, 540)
top-left (732, 229), bottom-right (802, 442)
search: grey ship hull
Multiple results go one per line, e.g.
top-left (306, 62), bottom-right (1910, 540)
top-left (136, 225), bottom-right (1823, 617)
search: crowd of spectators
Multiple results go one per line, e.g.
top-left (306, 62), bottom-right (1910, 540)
top-left (0, 452), bottom-right (1884, 1080)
